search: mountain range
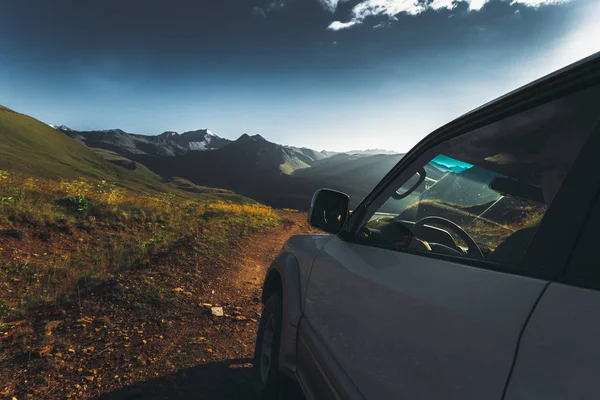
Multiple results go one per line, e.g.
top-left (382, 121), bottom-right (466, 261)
top-left (53, 124), bottom-right (403, 209)
top-left (58, 126), bottom-right (344, 170)
top-left (57, 127), bottom-right (231, 156)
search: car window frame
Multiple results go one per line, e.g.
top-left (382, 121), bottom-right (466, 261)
top-left (340, 68), bottom-right (600, 280)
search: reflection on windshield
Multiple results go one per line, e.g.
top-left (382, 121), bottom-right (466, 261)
top-left (429, 154), bottom-right (474, 173)
top-left (375, 154), bottom-right (547, 252)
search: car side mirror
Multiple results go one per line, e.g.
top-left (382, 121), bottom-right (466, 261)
top-left (308, 189), bottom-right (350, 234)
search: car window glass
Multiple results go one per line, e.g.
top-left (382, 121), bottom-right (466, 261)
top-left (356, 85), bottom-right (600, 267)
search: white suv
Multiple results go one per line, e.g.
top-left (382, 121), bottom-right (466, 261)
top-left (253, 52), bottom-right (600, 400)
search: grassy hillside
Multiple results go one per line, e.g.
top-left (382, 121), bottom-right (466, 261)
top-left (0, 105), bottom-right (244, 203)
top-left (90, 148), bottom-right (163, 179)
top-left (0, 107), bottom-right (114, 179)
top-left (0, 170), bottom-right (281, 319)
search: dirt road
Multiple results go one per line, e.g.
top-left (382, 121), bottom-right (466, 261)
top-left (1, 212), bottom-right (313, 399)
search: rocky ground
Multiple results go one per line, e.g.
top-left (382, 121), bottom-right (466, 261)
top-left (1, 212), bottom-right (315, 399)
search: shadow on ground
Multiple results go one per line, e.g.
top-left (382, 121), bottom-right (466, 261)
top-left (97, 358), bottom-right (255, 400)
top-left (97, 358), bottom-right (305, 400)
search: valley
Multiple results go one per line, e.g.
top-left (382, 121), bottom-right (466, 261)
top-left (57, 125), bottom-right (403, 210)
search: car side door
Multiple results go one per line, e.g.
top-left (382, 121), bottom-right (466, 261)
top-left (504, 139), bottom-right (600, 400)
top-left (298, 83), bottom-right (600, 399)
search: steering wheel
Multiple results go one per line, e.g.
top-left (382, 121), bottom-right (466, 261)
top-left (413, 216), bottom-right (484, 260)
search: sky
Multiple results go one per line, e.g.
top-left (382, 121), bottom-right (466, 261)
top-left (1, 0), bottom-right (599, 152)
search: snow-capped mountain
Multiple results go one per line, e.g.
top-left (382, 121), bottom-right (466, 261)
top-left (169, 129), bottom-right (231, 151)
top-left (49, 124), bottom-right (72, 131)
top-left (54, 127), bottom-right (232, 156)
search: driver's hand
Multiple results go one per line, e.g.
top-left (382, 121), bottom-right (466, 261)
top-left (395, 236), bottom-right (432, 251)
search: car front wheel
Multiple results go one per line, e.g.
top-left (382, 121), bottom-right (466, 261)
top-left (253, 291), bottom-right (283, 399)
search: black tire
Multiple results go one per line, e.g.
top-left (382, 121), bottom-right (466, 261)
top-left (253, 291), bottom-right (283, 399)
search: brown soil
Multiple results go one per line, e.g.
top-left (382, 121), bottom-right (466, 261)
top-left (0, 212), bottom-right (315, 399)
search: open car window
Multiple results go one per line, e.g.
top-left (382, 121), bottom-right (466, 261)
top-left (356, 84), bottom-right (600, 267)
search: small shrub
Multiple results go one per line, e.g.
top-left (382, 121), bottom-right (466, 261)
top-left (119, 210), bottom-right (129, 222)
top-left (0, 195), bottom-right (16, 205)
top-left (131, 209), bottom-right (147, 222)
top-left (66, 194), bottom-right (89, 213)
top-left (0, 186), bottom-right (26, 205)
